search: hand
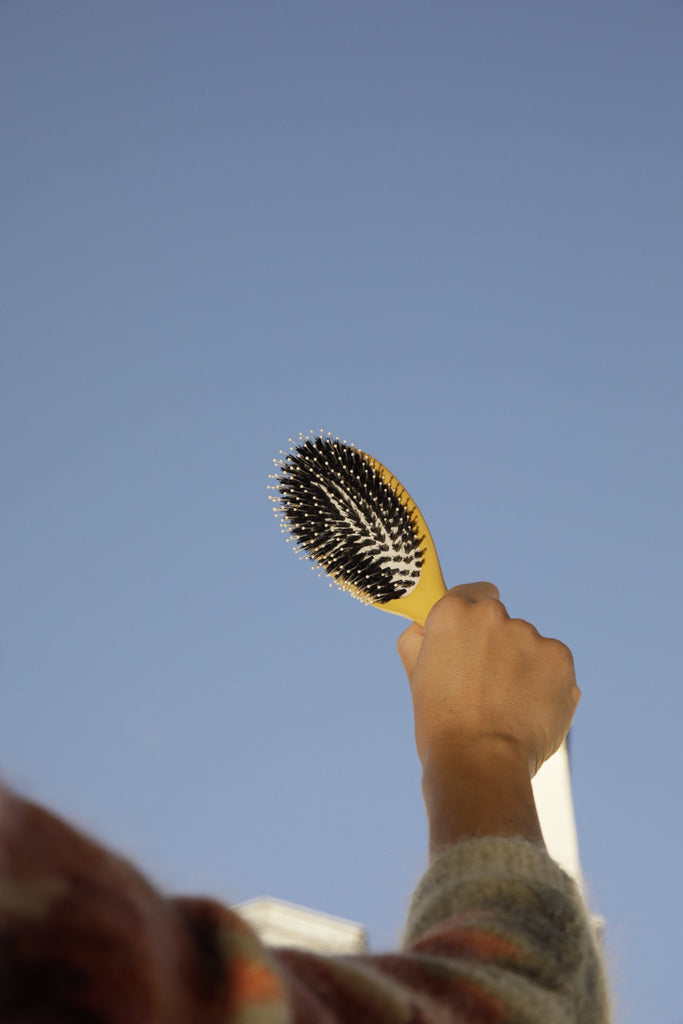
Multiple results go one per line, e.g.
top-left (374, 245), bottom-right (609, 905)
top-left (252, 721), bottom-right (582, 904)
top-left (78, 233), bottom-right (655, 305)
top-left (398, 584), bottom-right (581, 856)
top-left (398, 582), bottom-right (580, 777)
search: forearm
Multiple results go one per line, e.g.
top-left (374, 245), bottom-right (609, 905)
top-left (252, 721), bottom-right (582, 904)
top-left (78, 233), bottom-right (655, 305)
top-left (421, 737), bottom-right (545, 861)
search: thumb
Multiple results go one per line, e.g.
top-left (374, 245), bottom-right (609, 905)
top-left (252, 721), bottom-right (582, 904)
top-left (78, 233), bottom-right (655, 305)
top-left (397, 621), bottom-right (424, 678)
top-left (397, 582), bottom-right (501, 677)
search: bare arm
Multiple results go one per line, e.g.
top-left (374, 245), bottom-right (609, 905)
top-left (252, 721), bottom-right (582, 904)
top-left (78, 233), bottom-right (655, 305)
top-left (397, 582), bottom-right (580, 860)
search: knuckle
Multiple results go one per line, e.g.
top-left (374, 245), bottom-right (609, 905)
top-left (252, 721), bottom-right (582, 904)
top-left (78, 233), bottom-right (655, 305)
top-left (509, 615), bottom-right (538, 640)
top-left (546, 636), bottom-right (575, 666)
top-left (479, 580), bottom-right (500, 601)
top-left (427, 591), bottom-right (467, 630)
top-left (474, 596), bottom-right (508, 624)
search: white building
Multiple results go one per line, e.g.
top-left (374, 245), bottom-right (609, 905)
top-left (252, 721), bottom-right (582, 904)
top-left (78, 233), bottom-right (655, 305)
top-left (532, 740), bottom-right (582, 884)
top-left (236, 895), bottom-right (367, 954)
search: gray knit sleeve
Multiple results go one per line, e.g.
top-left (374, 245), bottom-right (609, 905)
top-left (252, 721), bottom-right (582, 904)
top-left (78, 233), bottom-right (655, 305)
top-left (402, 837), bottom-right (611, 1023)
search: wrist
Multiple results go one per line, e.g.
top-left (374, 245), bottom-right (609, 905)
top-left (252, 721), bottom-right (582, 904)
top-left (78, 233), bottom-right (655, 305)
top-left (420, 737), bottom-right (545, 861)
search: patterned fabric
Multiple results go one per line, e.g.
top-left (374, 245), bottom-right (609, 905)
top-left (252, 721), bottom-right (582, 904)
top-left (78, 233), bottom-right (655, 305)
top-left (0, 785), bottom-right (610, 1023)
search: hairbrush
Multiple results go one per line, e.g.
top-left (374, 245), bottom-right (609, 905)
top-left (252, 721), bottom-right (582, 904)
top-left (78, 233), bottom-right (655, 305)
top-left (270, 433), bottom-right (447, 625)
top-left (270, 433), bottom-right (581, 881)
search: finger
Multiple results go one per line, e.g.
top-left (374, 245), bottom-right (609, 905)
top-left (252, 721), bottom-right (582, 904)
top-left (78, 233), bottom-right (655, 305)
top-left (423, 583), bottom-right (505, 636)
top-left (397, 621), bottom-right (424, 677)
top-left (397, 582), bottom-right (501, 677)
top-left (447, 581), bottom-right (500, 603)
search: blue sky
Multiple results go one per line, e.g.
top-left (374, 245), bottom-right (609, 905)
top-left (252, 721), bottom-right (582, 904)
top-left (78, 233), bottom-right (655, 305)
top-left (1, 2), bottom-right (682, 1021)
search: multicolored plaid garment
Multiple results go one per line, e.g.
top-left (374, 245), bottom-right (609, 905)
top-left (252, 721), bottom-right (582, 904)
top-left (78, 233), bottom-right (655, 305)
top-left (0, 785), bottom-right (610, 1023)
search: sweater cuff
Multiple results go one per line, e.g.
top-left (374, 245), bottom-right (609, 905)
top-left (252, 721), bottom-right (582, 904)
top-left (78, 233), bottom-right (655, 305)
top-left (402, 836), bottom-right (586, 948)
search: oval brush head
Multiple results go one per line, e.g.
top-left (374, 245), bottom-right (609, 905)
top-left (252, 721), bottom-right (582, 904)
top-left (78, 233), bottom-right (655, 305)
top-left (270, 433), bottom-right (447, 625)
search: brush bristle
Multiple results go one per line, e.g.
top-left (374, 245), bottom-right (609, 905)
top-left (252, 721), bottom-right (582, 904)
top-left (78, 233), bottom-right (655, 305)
top-left (270, 433), bottom-right (424, 604)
